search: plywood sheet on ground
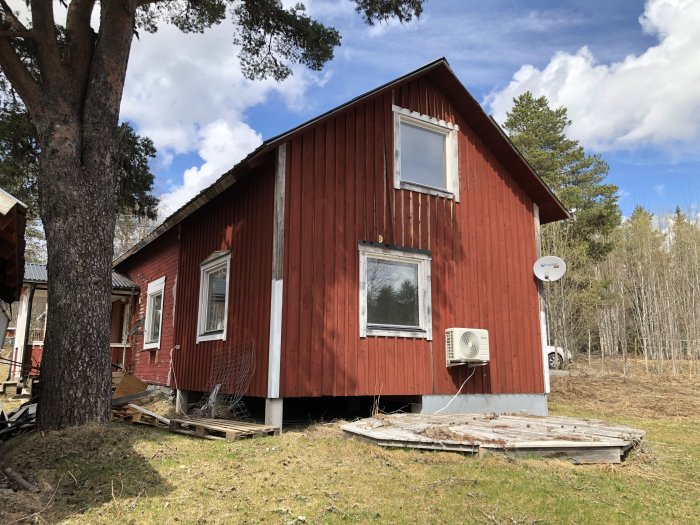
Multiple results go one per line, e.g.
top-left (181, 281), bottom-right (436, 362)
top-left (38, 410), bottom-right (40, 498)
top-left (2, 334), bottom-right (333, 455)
top-left (342, 413), bottom-right (645, 464)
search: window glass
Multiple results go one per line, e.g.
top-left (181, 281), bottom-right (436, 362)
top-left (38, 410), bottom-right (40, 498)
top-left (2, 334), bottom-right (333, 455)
top-left (400, 121), bottom-right (446, 189)
top-left (204, 266), bottom-right (227, 333)
top-left (367, 258), bottom-right (419, 327)
top-left (146, 291), bottom-right (162, 344)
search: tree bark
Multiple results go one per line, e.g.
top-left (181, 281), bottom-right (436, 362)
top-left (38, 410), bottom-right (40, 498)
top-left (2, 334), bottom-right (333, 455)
top-left (28, 1), bottom-right (138, 430)
top-left (35, 116), bottom-right (118, 429)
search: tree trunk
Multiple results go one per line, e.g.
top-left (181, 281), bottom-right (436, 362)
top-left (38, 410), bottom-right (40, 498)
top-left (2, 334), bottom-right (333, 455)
top-left (35, 119), bottom-right (117, 430)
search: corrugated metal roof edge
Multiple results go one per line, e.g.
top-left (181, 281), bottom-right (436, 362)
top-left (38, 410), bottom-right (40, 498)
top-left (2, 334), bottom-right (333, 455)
top-left (114, 57), bottom-right (569, 266)
top-left (23, 263), bottom-right (138, 291)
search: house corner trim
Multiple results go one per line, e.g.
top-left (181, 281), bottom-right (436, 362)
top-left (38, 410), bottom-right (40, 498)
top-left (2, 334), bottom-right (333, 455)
top-left (267, 143), bottom-right (286, 399)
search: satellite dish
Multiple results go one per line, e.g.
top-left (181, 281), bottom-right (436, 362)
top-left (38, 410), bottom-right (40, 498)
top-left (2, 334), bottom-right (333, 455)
top-left (533, 256), bottom-right (567, 282)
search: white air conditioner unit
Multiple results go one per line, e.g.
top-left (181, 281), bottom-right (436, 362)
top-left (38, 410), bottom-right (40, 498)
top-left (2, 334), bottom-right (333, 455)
top-left (445, 328), bottom-right (490, 366)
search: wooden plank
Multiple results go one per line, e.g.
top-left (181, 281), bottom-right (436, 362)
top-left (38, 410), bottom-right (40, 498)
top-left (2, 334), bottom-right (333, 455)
top-left (112, 374), bottom-right (147, 399)
top-left (322, 119), bottom-right (336, 396)
top-left (126, 403), bottom-right (170, 425)
top-left (111, 390), bottom-right (153, 407)
top-left (499, 446), bottom-right (623, 465)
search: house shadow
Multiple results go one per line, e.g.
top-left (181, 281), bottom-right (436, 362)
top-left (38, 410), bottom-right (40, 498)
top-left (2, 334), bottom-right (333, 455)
top-left (0, 422), bottom-right (174, 524)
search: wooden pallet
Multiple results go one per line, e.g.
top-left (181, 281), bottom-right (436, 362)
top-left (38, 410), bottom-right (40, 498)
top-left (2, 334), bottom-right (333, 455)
top-left (169, 418), bottom-right (280, 441)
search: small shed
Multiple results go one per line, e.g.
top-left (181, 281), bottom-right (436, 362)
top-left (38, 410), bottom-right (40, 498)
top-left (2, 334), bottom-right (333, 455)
top-left (0, 188), bottom-right (27, 349)
top-left (6, 264), bottom-right (139, 380)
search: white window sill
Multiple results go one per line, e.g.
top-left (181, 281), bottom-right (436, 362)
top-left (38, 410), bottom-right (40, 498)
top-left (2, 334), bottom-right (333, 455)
top-left (196, 332), bottom-right (225, 344)
top-left (364, 326), bottom-right (430, 340)
top-left (143, 341), bottom-right (160, 350)
top-left (400, 181), bottom-right (455, 200)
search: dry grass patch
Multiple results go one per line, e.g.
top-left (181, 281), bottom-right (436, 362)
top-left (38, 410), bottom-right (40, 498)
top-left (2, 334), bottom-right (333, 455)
top-left (0, 358), bottom-right (698, 524)
top-left (551, 359), bottom-right (700, 420)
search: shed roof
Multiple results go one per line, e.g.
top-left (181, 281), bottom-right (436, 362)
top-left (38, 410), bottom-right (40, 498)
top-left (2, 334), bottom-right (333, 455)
top-left (115, 58), bottom-right (568, 267)
top-left (24, 264), bottom-right (138, 292)
top-left (0, 187), bottom-right (27, 214)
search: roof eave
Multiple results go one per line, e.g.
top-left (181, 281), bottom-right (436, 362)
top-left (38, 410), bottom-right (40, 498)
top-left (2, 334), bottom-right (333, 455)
top-left (113, 144), bottom-right (273, 267)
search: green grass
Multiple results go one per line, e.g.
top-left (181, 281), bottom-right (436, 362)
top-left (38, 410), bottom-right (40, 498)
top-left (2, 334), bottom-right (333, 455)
top-left (1, 375), bottom-right (699, 524)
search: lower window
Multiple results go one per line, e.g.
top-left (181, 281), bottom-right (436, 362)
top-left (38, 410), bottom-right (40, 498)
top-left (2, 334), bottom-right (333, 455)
top-left (359, 242), bottom-right (432, 339)
top-left (197, 251), bottom-right (231, 343)
top-left (144, 276), bottom-right (165, 350)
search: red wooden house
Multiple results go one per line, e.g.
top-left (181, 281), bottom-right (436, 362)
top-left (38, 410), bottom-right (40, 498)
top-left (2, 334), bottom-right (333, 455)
top-left (114, 59), bottom-right (568, 427)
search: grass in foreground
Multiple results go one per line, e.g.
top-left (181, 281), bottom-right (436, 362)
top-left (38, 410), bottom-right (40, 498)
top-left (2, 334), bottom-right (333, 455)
top-left (1, 361), bottom-right (699, 524)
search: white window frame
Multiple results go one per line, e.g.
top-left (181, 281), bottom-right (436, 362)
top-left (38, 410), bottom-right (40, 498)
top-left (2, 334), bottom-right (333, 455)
top-left (359, 242), bottom-right (432, 340)
top-left (143, 276), bottom-right (165, 350)
top-left (196, 252), bottom-right (231, 343)
top-left (393, 105), bottom-right (460, 201)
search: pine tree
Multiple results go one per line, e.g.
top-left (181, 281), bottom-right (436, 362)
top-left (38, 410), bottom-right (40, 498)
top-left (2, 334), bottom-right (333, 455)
top-left (503, 93), bottom-right (622, 356)
top-left (0, 1), bottom-right (425, 429)
top-left (503, 92), bottom-right (620, 261)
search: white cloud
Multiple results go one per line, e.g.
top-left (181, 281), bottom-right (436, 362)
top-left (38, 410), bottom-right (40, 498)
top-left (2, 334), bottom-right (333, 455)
top-left (654, 184), bottom-right (666, 196)
top-left (486, 0), bottom-right (700, 152)
top-left (121, 18), bottom-right (323, 217)
top-left (618, 188), bottom-right (630, 199)
top-left (157, 120), bottom-right (262, 218)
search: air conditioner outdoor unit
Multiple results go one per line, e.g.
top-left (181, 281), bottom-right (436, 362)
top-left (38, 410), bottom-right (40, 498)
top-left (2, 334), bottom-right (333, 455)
top-left (445, 328), bottom-right (490, 366)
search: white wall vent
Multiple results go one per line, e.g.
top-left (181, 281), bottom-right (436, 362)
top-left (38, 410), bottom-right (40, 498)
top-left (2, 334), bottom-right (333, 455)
top-left (445, 328), bottom-right (490, 366)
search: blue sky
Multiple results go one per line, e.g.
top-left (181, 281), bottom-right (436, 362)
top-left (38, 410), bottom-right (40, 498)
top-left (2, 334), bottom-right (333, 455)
top-left (121, 0), bottom-right (699, 219)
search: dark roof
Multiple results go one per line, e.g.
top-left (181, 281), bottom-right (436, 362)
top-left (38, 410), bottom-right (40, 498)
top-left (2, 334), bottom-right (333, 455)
top-left (24, 264), bottom-right (138, 291)
top-left (114, 58), bottom-right (568, 266)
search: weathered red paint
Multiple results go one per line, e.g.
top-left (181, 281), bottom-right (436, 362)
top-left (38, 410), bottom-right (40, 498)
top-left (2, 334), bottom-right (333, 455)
top-left (116, 65), bottom-right (556, 401)
top-left (117, 228), bottom-right (180, 385)
top-left (170, 163), bottom-right (275, 397)
top-left (279, 77), bottom-right (544, 398)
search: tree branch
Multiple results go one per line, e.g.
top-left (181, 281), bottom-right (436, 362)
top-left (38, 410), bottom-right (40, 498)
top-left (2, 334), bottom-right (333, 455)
top-left (65, 0), bottom-right (96, 98)
top-left (0, 34), bottom-right (40, 112)
top-left (0, 30), bottom-right (32, 38)
top-left (81, 0), bottom-right (138, 170)
top-left (30, 0), bottom-right (66, 92)
top-left (0, 0), bottom-right (29, 33)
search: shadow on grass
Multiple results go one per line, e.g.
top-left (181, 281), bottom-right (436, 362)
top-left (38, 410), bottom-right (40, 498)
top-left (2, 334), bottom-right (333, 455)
top-left (0, 422), bottom-right (174, 524)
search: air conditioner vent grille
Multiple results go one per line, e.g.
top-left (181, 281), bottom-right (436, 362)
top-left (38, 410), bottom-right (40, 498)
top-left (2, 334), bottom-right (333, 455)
top-left (445, 328), bottom-right (490, 366)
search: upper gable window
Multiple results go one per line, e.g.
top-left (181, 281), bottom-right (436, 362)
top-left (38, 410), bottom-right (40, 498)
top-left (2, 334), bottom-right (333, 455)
top-left (197, 251), bottom-right (231, 343)
top-left (393, 105), bottom-right (459, 200)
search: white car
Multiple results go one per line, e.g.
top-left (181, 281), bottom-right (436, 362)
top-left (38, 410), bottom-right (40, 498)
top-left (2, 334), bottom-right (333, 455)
top-left (545, 345), bottom-right (572, 369)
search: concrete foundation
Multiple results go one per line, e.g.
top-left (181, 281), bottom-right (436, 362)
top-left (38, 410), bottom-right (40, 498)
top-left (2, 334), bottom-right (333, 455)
top-left (414, 393), bottom-right (548, 417)
top-left (265, 398), bottom-right (283, 428)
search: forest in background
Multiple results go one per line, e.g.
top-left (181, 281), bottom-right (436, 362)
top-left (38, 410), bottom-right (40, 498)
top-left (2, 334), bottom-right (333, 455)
top-left (505, 94), bottom-right (700, 374)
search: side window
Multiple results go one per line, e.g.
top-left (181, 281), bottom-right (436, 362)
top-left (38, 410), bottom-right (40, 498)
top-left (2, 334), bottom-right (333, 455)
top-left (393, 105), bottom-right (459, 200)
top-left (359, 242), bottom-right (432, 340)
top-left (197, 251), bottom-right (231, 343)
top-left (144, 276), bottom-right (165, 349)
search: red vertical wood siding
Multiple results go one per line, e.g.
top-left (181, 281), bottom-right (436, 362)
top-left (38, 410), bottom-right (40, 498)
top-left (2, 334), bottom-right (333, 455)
top-left (117, 228), bottom-right (180, 384)
top-left (172, 163), bottom-right (275, 398)
top-left (280, 77), bottom-right (544, 397)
